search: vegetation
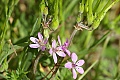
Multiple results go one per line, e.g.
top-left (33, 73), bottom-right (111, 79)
top-left (0, 0), bottom-right (120, 80)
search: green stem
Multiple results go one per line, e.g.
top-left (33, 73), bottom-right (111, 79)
top-left (84, 31), bottom-right (93, 48)
top-left (94, 36), bottom-right (110, 79)
top-left (42, 64), bottom-right (55, 80)
top-left (78, 60), bottom-right (98, 80)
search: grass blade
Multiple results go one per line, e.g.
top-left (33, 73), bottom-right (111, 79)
top-left (78, 60), bottom-right (98, 80)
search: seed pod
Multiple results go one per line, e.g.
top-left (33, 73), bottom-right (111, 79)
top-left (79, 2), bottom-right (84, 13)
top-left (43, 7), bottom-right (48, 16)
top-left (76, 14), bottom-right (82, 23)
top-left (87, 0), bottom-right (93, 25)
top-left (40, 0), bottom-right (45, 14)
top-left (91, 19), bottom-right (100, 30)
top-left (44, 29), bottom-right (49, 38)
top-left (76, 1), bottom-right (84, 23)
top-left (50, 0), bottom-right (59, 30)
top-left (85, 0), bottom-right (88, 13)
top-left (90, 0), bottom-right (118, 30)
top-left (51, 17), bottom-right (59, 30)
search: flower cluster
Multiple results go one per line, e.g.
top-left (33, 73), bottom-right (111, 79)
top-left (29, 32), bottom-right (85, 79)
top-left (49, 36), bottom-right (70, 63)
top-left (29, 32), bottom-right (47, 51)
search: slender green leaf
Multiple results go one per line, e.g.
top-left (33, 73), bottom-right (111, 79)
top-left (89, 31), bottom-right (110, 49)
top-left (30, 18), bottom-right (39, 36)
top-left (78, 60), bottom-right (98, 80)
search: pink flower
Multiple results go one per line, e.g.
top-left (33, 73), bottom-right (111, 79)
top-left (58, 36), bottom-right (71, 56)
top-left (29, 32), bottom-right (47, 51)
top-left (65, 53), bottom-right (85, 79)
top-left (49, 40), bottom-right (66, 63)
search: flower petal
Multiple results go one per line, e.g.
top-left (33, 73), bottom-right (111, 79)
top-left (30, 37), bottom-right (38, 43)
top-left (64, 39), bottom-right (69, 47)
top-left (65, 49), bottom-right (71, 56)
top-left (57, 46), bottom-right (62, 50)
top-left (56, 51), bottom-right (66, 57)
top-left (65, 62), bottom-right (72, 69)
top-left (53, 53), bottom-right (57, 63)
top-left (52, 40), bottom-right (56, 48)
top-left (71, 53), bottom-right (78, 63)
top-left (29, 44), bottom-right (40, 48)
top-left (75, 66), bottom-right (84, 74)
top-left (38, 32), bottom-right (43, 40)
top-left (58, 35), bottom-right (61, 45)
top-left (49, 48), bottom-right (53, 55)
top-left (72, 68), bottom-right (77, 79)
top-left (41, 46), bottom-right (46, 51)
top-left (76, 60), bottom-right (85, 66)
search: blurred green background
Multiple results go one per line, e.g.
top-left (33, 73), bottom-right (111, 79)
top-left (0, 0), bottom-right (120, 80)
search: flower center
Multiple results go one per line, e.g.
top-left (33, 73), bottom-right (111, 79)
top-left (36, 39), bottom-right (45, 46)
top-left (72, 63), bottom-right (77, 68)
top-left (52, 48), bottom-right (58, 52)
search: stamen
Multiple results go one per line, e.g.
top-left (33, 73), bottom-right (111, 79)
top-left (72, 63), bottom-right (76, 67)
top-left (37, 39), bottom-right (45, 46)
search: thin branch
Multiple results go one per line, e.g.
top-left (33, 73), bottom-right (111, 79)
top-left (8, 53), bottom-right (15, 63)
top-left (8, 39), bottom-right (17, 56)
top-left (33, 51), bottom-right (43, 74)
top-left (8, 39), bottom-right (17, 63)
top-left (49, 58), bottom-right (63, 80)
top-left (42, 65), bottom-right (55, 80)
top-left (68, 29), bottom-right (78, 47)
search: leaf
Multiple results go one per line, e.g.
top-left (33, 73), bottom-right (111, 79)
top-left (30, 18), bottom-right (39, 36)
top-left (91, 0), bottom-right (119, 29)
top-left (20, 52), bottom-right (33, 71)
top-left (14, 36), bottom-right (29, 45)
top-left (0, 44), bottom-right (22, 65)
top-left (0, 73), bottom-right (7, 79)
top-left (63, 0), bottom-right (79, 19)
top-left (0, 58), bottom-right (8, 72)
top-left (78, 31), bottom-right (110, 58)
top-left (103, 46), bottom-right (118, 58)
top-left (78, 60), bottom-right (98, 80)
top-left (89, 31), bottom-right (110, 49)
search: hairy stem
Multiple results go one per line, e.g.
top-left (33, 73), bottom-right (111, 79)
top-left (68, 29), bottom-right (78, 46)
top-left (32, 51), bottom-right (43, 80)
top-left (49, 57), bottom-right (63, 80)
top-left (42, 65), bottom-right (55, 80)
